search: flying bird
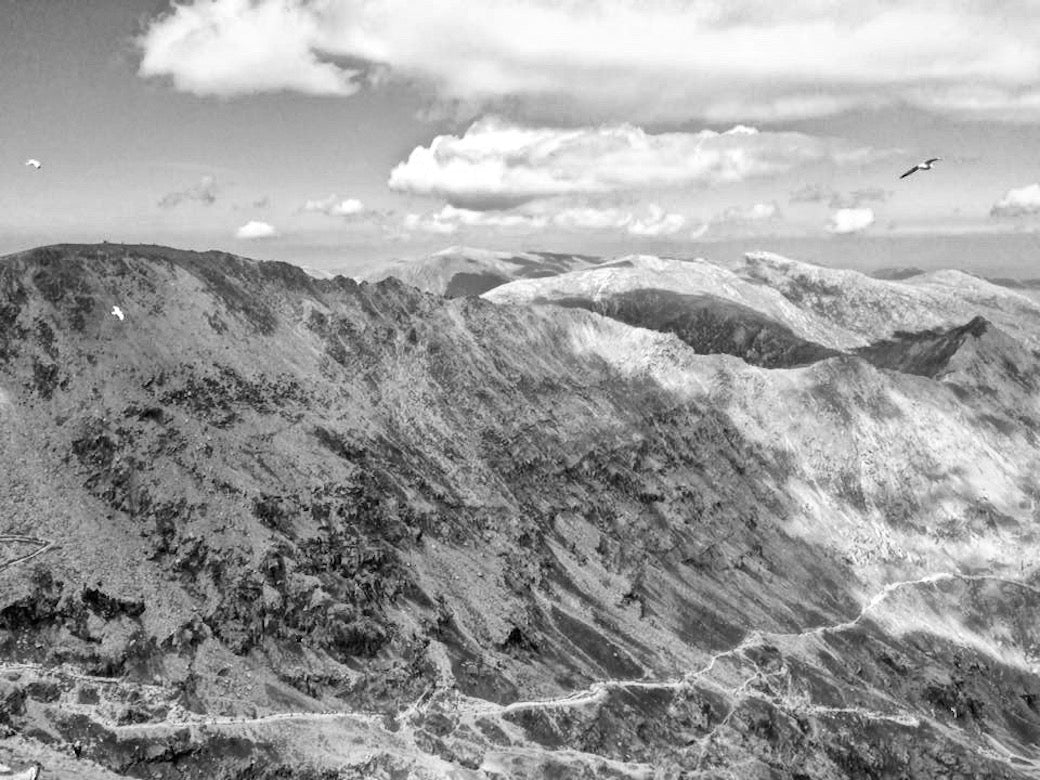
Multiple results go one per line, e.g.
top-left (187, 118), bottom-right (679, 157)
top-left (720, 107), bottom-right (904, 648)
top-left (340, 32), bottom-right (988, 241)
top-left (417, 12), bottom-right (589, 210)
top-left (111, 305), bottom-right (125, 321)
top-left (24, 159), bottom-right (42, 170)
top-left (899, 157), bottom-right (941, 179)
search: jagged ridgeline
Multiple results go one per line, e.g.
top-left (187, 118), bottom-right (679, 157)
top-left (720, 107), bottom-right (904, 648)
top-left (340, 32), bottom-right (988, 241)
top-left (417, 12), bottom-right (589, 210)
top-left (2, 244), bottom-right (1040, 778)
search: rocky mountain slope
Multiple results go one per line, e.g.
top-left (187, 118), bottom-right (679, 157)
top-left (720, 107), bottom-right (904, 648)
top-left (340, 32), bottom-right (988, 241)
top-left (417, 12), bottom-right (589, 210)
top-left (482, 251), bottom-right (1040, 367)
top-left (737, 251), bottom-right (1040, 350)
top-left (1, 244), bottom-right (1040, 778)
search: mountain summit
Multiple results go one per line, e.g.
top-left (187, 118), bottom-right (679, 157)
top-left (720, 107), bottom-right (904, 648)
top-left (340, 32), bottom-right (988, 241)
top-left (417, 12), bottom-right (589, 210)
top-left (2, 244), bottom-right (1040, 778)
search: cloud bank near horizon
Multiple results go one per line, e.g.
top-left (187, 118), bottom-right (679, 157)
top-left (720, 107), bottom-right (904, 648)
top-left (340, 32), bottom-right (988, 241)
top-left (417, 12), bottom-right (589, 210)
top-left (828, 207), bottom-right (875, 234)
top-left (235, 220), bottom-right (279, 239)
top-left (991, 184), bottom-right (1040, 218)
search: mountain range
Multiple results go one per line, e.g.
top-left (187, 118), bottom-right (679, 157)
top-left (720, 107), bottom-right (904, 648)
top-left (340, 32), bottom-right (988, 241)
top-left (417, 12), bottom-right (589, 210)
top-left (2, 243), bottom-right (1040, 778)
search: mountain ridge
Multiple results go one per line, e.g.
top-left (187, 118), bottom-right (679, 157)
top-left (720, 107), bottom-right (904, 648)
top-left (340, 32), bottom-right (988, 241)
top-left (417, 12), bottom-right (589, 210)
top-left (2, 243), bottom-right (1040, 778)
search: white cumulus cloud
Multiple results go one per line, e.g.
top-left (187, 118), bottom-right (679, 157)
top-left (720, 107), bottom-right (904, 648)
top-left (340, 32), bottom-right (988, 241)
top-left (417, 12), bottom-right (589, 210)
top-left (303, 195), bottom-right (365, 217)
top-left (403, 205), bottom-right (546, 234)
top-left (402, 202), bottom-right (689, 237)
top-left (403, 213), bottom-right (457, 235)
top-left (626, 205), bottom-right (686, 237)
top-left (388, 117), bottom-right (876, 209)
top-left (139, 0), bottom-right (1040, 123)
top-left (138, 0), bottom-right (361, 97)
top-left (991, 184), bottom-right (1040, 217)
top-left (827, 207), bottom-right (875, 234)
top-left (235, 220), bottom-right (280, 239)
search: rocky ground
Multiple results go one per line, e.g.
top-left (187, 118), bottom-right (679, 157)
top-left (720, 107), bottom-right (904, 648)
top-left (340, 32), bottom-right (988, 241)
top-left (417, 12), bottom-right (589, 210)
top-left (1, 243), bottom-right (1040, 778)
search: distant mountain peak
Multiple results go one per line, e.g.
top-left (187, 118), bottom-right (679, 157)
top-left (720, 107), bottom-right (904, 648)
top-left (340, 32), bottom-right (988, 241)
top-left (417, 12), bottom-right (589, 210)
top-left (364, 245), bottom-right (604, 297)
top-left (854, 314), bottom-right (1010, 379)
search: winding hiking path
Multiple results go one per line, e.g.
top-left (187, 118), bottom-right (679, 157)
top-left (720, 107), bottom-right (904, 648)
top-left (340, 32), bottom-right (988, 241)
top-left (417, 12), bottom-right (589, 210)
top-left (6, 568), bottom-right (1040, 775)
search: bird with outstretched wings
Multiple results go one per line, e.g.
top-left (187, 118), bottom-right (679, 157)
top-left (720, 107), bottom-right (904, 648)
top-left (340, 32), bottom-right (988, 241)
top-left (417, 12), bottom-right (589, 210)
top-left (899, 157), bottom-right (942, 179)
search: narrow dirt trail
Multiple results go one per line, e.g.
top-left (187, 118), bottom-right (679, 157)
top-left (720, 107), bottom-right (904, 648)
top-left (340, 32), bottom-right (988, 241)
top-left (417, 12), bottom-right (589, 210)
top-left (9, 568), bottom-right (1040, 775)
top-left (458, 569), bottom-right (968, 722)
top-left (89, 570), bottom-right (1021, 733)
top-left (107, 710), bottom-right (383, 735)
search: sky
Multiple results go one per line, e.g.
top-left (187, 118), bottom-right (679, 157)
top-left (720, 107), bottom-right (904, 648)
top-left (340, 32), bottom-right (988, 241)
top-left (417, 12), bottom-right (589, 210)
top-left (6, 0), bottom-right (1040, 276)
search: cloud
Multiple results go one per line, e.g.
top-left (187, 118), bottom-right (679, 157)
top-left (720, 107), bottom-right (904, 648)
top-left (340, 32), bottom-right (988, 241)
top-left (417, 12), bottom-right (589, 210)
top-left (138, 0), bottom-right (361, 97)
top-left (827, 207), bottom-right (875, 234)
top-left (790, 184), bottom-right (890, 208)
top-left (158, 175), bottom-right (217, 208)
top-left (139, 1), bottom-right (1040, 123)
top-left (403, 205), bottom-right (546, 234)
top-left (388, 117), bottom-right (877, 209)
top-left (716, 202), bottom-right (780, 223)
top-left (789, 184), bottom-right (838, 204)
top-left (303, 195), bottom-right (365, 217)
top-left (550, 207), bottom-right (634, 231)
top-left (627, 206), bottom-right (687, 237)
top-left (235, 220), bottom-right (279, 239)
top-left (403, 212), bottom-right (455, 235)
top-left (442, 205), bottom-right (546, 229)
top-left (991, 184), bottom-right (1040, 217)
top-left (831, 187), bottom-right (890, 209)
top-left (402, 202), bottom-right (687, 237)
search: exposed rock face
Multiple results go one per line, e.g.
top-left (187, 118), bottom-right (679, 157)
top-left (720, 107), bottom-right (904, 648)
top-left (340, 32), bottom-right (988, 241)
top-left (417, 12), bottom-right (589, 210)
top-left (1, 244), bottom-right (1040, 778)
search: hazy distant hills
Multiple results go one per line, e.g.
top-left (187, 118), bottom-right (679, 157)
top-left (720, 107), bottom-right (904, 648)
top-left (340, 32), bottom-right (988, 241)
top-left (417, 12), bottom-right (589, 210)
top-left (483, 250), bottom-right (1040, 352)
top-left (2, 243), bottom-right (1040, 777)
top-left (371, 246), bottom-right (1040, 358)
top-left (362, 245), bottom-right (603, 297)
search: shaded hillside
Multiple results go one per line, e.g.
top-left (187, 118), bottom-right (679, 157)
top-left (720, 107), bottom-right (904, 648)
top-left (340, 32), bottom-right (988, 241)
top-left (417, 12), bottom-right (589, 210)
top-left (548, 289), bottom-right (841, 368)
top-left (1, 244), bottom-right (1040, 778)
top-left (855, 316), bottom-right (995, 378)
top-left (870, 267), bottom-right (926, 281)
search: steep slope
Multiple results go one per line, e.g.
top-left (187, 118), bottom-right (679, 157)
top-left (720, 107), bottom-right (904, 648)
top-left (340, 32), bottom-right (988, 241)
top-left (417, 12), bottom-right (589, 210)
top-left (550, 289), bottom-right (840, 368)
top-left (738, 251), bottom-right (1040, 349)
top-left (483, 252), bottom-right (1040, 372)
top-left (1, 244), bottom-right (1040, 778)
top-left (484, 254), bottom-right (864, 360)
top-left (363, 246), bottom-right (602, 298)
top-left (853, 313), bottom-right (1040, 390)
